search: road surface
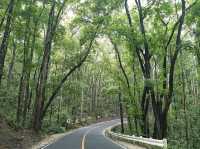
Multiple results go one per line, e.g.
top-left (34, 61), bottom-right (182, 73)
top-left (45, 119), bottom-right (124, 149)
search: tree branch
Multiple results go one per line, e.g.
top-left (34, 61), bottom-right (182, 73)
top-left (124, 0), bottom-right (145, 74)
top-left (168, 0), bottom-right (186, 106)
top-left (41, 25), bottom-right (101, 119)
top-left (135, 0), bottom-right (149, 55)
top-left (110, 38), bottom-right (130, 89)
top-left (165, 0), bottom-right (197, 50)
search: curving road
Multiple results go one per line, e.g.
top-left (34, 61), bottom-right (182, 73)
top-left (45, 120), bottom-right (124, 149)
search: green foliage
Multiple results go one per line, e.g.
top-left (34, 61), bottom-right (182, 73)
top-left (0, 0), bottom-right (200, 148)
top-left (44, 125), bottom-right (66, 134)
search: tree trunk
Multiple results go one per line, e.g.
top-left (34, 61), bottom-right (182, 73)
top-left (0, 0), bottom-right (15, 85)
top-left (17, 3), bottom-right (37, 126)
top-left (22, 21), bottom-right (38, 124)
top-left (80, 87), bottom-right (84, 121)
top-left (7, 38), bottom-right (16, 88)
top-left (17, 20), bottom-right (31, 125)
top-left (180, 53), bottom-right (190, 148)
top-left (119, 91), bottom-right (124, 134)
top-left (160, 0), bottom-right (186, 139)
top-left (33, 1), bottom-right (56, 131)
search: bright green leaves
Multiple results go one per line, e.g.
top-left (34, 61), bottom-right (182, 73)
top-left (158, 1), bottom-right (173, 16)
top-left (73, 0), bottom-right (123, 29)
top-left (79, 25), bottom-right (97, 46)
top-left (106, 15), bottom-right (131, 41)
top-left (186, 1), bottom-right (200, 26)
top-left (78, 0), bottom-right (123, 15)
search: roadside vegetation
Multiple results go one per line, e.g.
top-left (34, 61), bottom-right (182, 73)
top-left (0, 0), bottom-right (200, 149)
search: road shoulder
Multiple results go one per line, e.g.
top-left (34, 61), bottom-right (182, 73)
top-left (31, 129), bottom-right (78, 149)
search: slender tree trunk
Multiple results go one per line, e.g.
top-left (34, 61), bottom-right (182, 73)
top-left (80, 87), bottom-right (84, 121)
top-left (133, 64), bottom-right (139, 136)
top-left (119, 91), bottom-right (124, 134)
top-left (17, 14), bottom-right (31, 124)
top-left (57, 97), bottom-right (61, 124)
top-left (127, 114), bottom-right (133, 135)
top-left (196, 44), bottom-right (200, 90)
top-left (0, 0), bottom-right (15, 85)
top-left (180, 54), bottom-right (190, 148)
top-left (182, 73), bottom-right (189, 149)
top-left (23, 21), bottom-right (38, 120)
top-left (50, 105), bottom-right (53, 124)
top-left (7, 38), bottom-right (16, 88)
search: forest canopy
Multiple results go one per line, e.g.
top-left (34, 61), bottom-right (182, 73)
top-left (0, 0), bottom-right (200, 149)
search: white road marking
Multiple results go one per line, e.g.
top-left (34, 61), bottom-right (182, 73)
top-left (81, 120), bottom-right (120, 149)
top-left (42, 119), bottom-right (120, 149)
top-left (40, 144), bottom-right (50, 149)
top-left (81, 125), bottom-right (101, 149)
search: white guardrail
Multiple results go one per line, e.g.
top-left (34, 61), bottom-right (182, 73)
top-left (105, 126), bottom-right (167, 149)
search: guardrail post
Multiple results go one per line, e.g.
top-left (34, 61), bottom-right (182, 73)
top-left (163, 139), bottom-right (167, 149)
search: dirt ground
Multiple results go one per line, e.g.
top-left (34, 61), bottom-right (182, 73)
top-left (0, 119), bottom-right (42, 149)
top-left (0, 115), bottom-right (78, 149)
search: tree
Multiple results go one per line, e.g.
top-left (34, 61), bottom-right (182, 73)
top-left (33, 0), bottom-right (66, 131)
top-left (0, 0), bottom-right (15, 85)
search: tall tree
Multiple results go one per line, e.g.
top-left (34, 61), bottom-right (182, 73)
top-left (0, 0), bottom-right (15, 85)
top-left (33, 0), bottom-right (66, 131)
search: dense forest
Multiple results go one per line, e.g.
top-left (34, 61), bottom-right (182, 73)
top-left (0, 0), bottom-right (200, 148)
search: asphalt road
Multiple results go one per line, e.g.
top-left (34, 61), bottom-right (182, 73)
top-left (45, 119), bottom-right (124, 149)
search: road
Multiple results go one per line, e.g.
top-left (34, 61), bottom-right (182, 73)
top-left (45, 119), bottom-right (124, 149)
